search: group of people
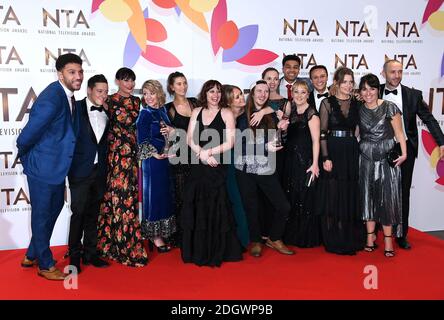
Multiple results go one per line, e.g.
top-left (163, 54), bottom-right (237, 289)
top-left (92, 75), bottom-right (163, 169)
top-left (17, 53), bottom-right (444, 280)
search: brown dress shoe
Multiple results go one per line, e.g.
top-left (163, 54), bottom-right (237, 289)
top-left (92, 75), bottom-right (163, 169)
top-left (250, 242), bottom-right (263, 257)
top-left (265, 239), bottom-right (295, 255)
top-left (37, 266), bottom-right (66, 281)
top-left (21, 256), bottom-right (37, 268)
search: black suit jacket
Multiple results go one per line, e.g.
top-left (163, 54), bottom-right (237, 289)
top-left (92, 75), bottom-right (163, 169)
top-left (68, 98), bottom-right (109, 196)
top-left (379, 84), bottom-right (444, 157)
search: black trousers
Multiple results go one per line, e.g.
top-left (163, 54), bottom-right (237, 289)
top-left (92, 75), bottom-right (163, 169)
top-left (399, 142), bottom-right (416, 239)
top-left (68, 166), bottom-right (102, 259)
top-left (235, 170), bottom-right (290, 243)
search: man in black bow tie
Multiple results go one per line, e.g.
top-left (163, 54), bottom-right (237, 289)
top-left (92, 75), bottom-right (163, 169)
top-left (308, 65), bottom-right (329, 111)
top-left (380, 59), bottom-right (444, 250)
top-left (67, 74), bottom-right (110, 273)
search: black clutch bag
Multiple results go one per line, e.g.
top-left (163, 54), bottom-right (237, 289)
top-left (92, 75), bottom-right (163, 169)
top-left (387, 143), bottom-right (401, 167)
top-left (305, 172), bottom-right (316, 187)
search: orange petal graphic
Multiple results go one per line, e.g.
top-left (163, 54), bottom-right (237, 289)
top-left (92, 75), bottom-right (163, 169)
top-left (152, 0), bottom-right (177, 9)
top-left (125, 0), bottom-right (147, 52)
top-left (217, 21), bottom-right (239, 49)
top-left (146, 18), bottom-right (167, 42)
top-left (175, 0), bottom-right (209, 32)
top-left (141, 45), bottom-right (183, 67)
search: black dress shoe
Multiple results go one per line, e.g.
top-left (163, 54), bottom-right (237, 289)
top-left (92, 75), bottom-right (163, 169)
top-left (69, 257), bottom-right (82, 274)
top-left (396, 238), bottom-right (411, 250)
top-left (83, 256), bottom-right (110, 268)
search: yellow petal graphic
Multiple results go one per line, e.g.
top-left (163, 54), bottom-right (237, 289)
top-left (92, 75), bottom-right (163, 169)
top-left (430, 147), bottom-right (440, 168)
top-left (125, 0), bottom-right (147, 52)
top-left (428, 11), bottom-right (444, 31)
top-left (99, 0), bottom-right (133, 22)
top-left (176, 0), bottom-right (209, 32)
top-left (189, 0), bottom-right (219, 13)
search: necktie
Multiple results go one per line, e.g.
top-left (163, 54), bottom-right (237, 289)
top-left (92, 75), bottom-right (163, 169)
top-left (90, 105), bottom-right (104, 112)
top-left (70, 95), bottom-right (76, 119)
top-left (385, 89), bottom-right (398, 95)
top-left (286, 84), bottom-right (293, 102)
top-left (317, 92), bottom-right (328, 99)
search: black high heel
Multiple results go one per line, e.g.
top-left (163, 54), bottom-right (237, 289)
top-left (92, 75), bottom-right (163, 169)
top-left (148, 240), bottom-right (171, 253)
top-left (383, 234), bottom-right (395, 258)
top-left (365, 231), bottom-right (378, 252)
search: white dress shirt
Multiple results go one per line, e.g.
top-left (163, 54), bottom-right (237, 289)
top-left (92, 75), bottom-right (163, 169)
top-left (86, 98), bottom-right (108, 163)
top-left (382, 84), bottom-right (407, 140)
top-left (313, 88), bottom-right (329, 111)
top-left (59, 80), bottom-right (75, 115)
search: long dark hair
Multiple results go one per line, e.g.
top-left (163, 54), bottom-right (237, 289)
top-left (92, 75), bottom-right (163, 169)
top-left (246, 80), bottom-right (275, 136)
top-left (197, 80), bottom-right (227, 108)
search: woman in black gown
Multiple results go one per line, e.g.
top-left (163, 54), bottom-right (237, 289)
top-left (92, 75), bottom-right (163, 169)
top-left (283, 80), bottom-right (321, 248)
top-left (317, 67), bottom-right (365, 255)
top-left (181, 80), bottom-right (243, 267)
top-left (165, 72), bottom-right (197, 247)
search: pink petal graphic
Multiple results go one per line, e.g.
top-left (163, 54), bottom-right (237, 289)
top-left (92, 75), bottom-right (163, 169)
top-left (141, 45), bottom-right (183, 68)
top-left (222, 25), bottom-right (258, 62)
top-left (435, 176), bottom-right (444, 185)
top-left (422, 0), bottom-right (444, 23)
top-left (211, 0), bottom-right (227, 55)
top-left (236, 49), bottom-right (279, 66)
top-left (422, 129), bottom-right (437, 155)
top-left (437, 159), bottom-right (444, 177)
top-left (123, 32), bottom-right (142, 68)
top-left (91, 0), bottom-right (104, 13)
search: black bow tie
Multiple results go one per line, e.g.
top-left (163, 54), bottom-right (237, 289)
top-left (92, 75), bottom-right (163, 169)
top-left (90, 105), bottom-right (104, 112)
top-left (384, 89), bottom-right (398, 95)
top-left (317, 92), bottom-right (328, 99)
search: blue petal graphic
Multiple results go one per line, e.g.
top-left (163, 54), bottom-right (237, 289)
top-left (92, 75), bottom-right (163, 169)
top-left (222, 25), bottom-right (258, 62)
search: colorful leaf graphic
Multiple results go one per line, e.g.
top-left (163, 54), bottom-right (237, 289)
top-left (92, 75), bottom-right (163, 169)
top-left (429, 11), bottom-right (444, 30)
top-left (435, 176), bottom-right (444, 185)
top-left (441, 53), bottom-right (444, 78)
top-left (217, 21), bottom-right (239, 49)
top-left (143, 7), bottom-right (149, 19)
top-left (146, 18), bottom-right (167, 42)
top-left (141, 45), bottom-right (183, 67)
top-left (437, 159), bottom-right (444, 177)
top-left (123, 32), bottom-right (141, 68)
top-left (152, 0), bottom-right (177, 9)
top-left (92, 0), bottom-right (104, 13)
top-left (175, 0), bottom-right (209, 32)
top-left (422, 0), bottom-right (444, 23)
top-left (189, 0), bottom-right (219, 13)
top-left (125, 0), bottom-right (147, 52)
top-left (222, 25), bottom-right (258, 62)
top-left (211, 0), bottom-right (227, 54)
top-left (99, 0), bottom-right (133, 22)
top-left (430, 147), bottom-right (441, 168)
top-left (422, 129), bottom-right (438, 155)
top-left (236, 49), bottom-right (279, 66)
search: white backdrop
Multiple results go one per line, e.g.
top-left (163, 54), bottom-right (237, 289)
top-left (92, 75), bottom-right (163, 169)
top-left (1, 0), bottom-right (443, 250)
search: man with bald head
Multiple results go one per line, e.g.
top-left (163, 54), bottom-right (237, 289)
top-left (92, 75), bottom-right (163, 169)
top-left (380, 59), bottom-right (444, 249)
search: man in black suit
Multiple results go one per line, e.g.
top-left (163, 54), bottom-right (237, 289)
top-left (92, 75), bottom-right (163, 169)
top-left (380, 59), bottom-right (444, 249)
top-left (68, 74), bottom-right (110, 273)
top-left (308, 65), bottom-right (329, 111)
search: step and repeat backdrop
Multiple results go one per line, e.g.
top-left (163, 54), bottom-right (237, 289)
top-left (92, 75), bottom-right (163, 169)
top-left (1, 0), bottom-right (443, 249)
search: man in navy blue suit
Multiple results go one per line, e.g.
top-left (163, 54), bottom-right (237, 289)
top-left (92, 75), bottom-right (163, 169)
top-left (17, 53), bottom-right (83, 280)
top-left (67, 74), bottom-right (110, 273)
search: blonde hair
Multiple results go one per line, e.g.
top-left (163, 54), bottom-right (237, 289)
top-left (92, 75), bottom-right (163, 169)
top-left (141, 79), bottom-right (166, 107)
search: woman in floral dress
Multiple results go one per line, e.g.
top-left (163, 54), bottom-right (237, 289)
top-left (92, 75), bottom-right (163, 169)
top-left (97, 67), bottom-right (148, 267)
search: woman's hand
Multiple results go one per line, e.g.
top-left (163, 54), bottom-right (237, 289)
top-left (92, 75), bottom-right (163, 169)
top-left (277, 119), bottom-right (289, 131)
top-left (250, 110), bottom-right (264, 126)
top-left (394, 154), bottom-right (407, 167)
top-left (153, 153), bottom-right (168, 160)
top-left (276, 110), bottom-right (284, 120)
top-left (307, 163), bottom-right (320, 178)
top-left (266, 141), bottom-right (283, 152)
top-left (206, 155), bottom-right (219, 167)
top-left (160, 125), bottom-right (174, 137)
top-left (198, 149), bottom-right (211, 162)
top-left (323, 160), bottom-right (333, 172)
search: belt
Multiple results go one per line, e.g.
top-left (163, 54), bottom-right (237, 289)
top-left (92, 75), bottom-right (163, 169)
top-left (329, 130), bottom-right (354, 137)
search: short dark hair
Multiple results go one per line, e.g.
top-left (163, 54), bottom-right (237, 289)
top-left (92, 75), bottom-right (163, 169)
top-left (359, 73), bottom-right (380, 91)
top-left (115, 67), bottom-right (136, 81)
top-left (167, 71), bottom-right (186, 96)
top-left (309, 65), bottom-right (328, 79)
top-left (87, 74), bottom-right (108, 89)
top-left (282, 54), bottom-right (301, 67)
top-left (55, 53), bottom-right (82, 71)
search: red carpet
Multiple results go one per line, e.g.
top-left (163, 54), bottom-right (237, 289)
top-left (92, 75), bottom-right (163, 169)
top-left (1, 228), bottom-right (443, 300)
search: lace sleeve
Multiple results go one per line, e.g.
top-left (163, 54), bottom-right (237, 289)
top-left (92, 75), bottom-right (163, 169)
top-left (319, 99), bottom-right (330, 161)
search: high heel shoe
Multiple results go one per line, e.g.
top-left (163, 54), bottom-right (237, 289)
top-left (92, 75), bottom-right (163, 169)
top-left (365, 231), bottom-right (378, 252)
top-left (383, 234), bottom-right (395, 258)
top-left (148, 240), bottom-right (171, 253)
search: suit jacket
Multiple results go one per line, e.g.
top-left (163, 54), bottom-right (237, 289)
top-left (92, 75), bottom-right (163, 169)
top-left (17, 81), bottom-right (79, 185)
top-left (68, 98), bottom-right (109, 195)
top-left (308, 91), bottom-right (315, 107)
top-left (379, 84), bottom-right (444, 157)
